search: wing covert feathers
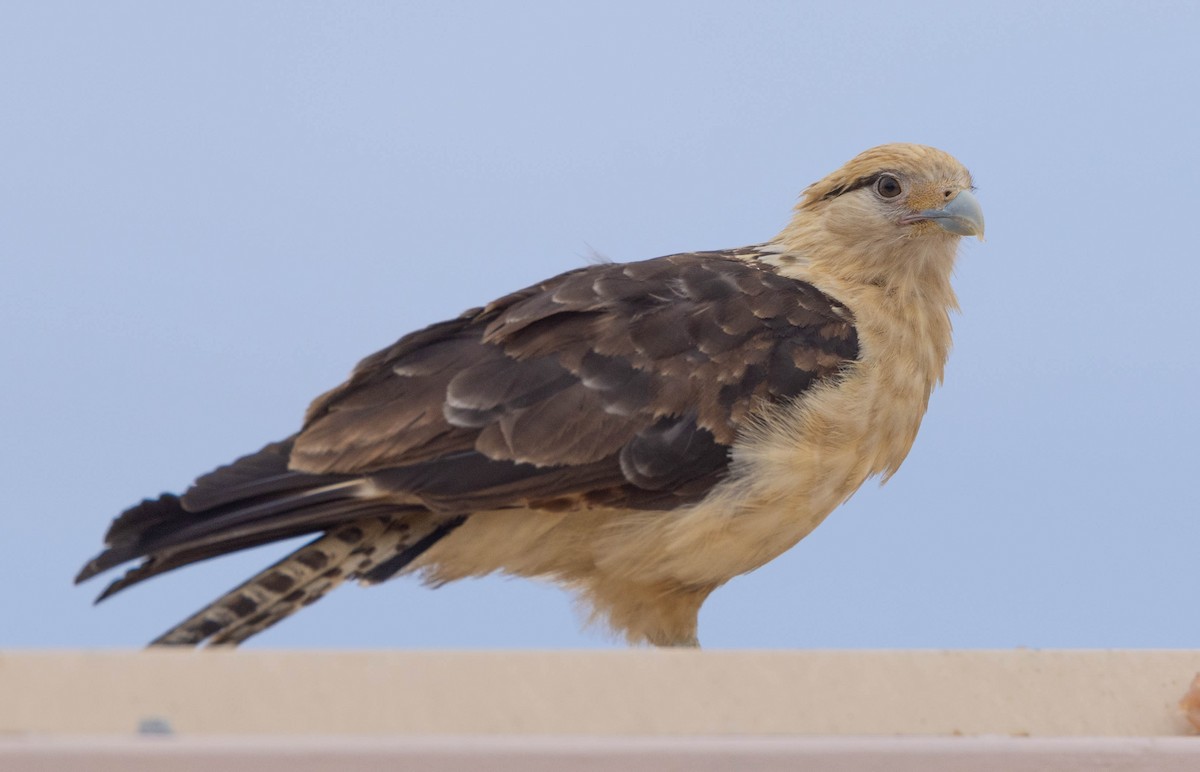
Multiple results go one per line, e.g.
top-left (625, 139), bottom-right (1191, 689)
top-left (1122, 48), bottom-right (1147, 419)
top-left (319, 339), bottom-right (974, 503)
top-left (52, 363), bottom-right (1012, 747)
top-left (292, 252), bottom-right (858, 491)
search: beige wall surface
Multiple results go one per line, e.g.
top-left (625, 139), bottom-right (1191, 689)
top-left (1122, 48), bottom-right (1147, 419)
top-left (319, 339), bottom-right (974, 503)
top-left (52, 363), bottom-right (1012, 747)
top-left (3, 649), bottom-right (1199, 737)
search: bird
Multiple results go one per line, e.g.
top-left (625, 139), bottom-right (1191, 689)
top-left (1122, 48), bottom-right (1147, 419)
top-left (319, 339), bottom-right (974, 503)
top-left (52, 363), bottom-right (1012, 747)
top-left (77, 143), bottom-right (984, 648)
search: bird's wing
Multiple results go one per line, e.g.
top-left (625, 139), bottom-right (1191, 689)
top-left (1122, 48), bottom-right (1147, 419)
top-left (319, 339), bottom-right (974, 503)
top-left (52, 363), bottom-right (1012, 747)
top-left (77, 250), bottom-right (858, 609)
top-left (288, 250), bottom-right (859, 512)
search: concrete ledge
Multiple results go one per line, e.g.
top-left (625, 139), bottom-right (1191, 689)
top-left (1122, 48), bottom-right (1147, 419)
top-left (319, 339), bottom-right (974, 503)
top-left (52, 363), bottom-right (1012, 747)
top-left (3, 650), bottom-right (1199, 737)
top-left (5, 736), bottom-right (1200, 772)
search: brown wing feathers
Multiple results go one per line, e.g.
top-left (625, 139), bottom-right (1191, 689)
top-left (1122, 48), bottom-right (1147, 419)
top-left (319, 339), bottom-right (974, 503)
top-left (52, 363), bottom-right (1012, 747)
top-left (75, 439), bottom-right (379, 597)
top-left (77, 250), bottom-right (859, 645)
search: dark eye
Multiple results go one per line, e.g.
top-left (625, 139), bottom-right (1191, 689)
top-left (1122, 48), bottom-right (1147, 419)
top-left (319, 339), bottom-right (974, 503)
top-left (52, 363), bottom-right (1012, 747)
top-left (874, 174), bottom-right (902, 199)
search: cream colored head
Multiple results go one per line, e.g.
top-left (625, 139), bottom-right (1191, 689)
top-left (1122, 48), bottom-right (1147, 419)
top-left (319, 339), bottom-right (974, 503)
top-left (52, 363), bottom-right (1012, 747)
top-left (776, 143), bottom-right (983, 289)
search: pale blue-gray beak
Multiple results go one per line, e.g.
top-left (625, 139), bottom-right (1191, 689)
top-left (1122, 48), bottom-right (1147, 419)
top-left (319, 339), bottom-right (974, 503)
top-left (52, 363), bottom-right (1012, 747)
top-left (908, 189), bottom-right (985, 240)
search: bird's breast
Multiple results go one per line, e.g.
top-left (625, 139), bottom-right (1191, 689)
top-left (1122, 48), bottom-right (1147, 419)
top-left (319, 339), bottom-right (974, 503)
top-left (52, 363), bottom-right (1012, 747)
top-left (601, 291), bottom-right (953, 587)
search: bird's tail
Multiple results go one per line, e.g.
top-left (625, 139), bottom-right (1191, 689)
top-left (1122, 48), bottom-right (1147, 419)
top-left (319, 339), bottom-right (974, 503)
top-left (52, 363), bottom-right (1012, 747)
top-left (151, 513), bottom-right (464, 646)
top-left (76, 438), bottom-right (466, 646)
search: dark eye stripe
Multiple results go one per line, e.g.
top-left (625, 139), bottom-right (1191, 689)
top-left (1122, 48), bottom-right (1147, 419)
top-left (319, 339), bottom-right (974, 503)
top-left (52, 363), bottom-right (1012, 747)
top-left (821, 172), bottom-right (896, 201)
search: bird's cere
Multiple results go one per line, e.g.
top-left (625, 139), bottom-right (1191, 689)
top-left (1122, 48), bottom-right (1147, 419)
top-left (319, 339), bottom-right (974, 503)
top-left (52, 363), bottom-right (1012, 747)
top-left (906, 188), bottom-right (985, 240)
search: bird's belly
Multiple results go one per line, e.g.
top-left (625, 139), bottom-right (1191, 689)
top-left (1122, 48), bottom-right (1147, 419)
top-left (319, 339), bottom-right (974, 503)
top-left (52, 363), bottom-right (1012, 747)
top-left (617, 366), bottom-right (927, 586)
top-left (414, 364), bottom-right (928, 591)
top-left (608, 447), bottom-right (869, 587)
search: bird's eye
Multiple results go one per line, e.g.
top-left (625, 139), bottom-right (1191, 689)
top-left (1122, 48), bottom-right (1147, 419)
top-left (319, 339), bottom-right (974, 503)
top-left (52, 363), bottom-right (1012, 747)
top-left (874, 174), bottom-right (902, 199)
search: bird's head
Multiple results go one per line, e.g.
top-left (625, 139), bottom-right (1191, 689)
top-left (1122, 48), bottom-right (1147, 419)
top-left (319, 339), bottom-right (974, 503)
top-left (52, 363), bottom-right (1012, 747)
top-left (777, 143), bottom-right (983, 288)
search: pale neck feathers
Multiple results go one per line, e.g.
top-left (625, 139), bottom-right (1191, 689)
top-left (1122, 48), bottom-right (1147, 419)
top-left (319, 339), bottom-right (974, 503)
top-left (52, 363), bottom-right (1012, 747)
top-left (760, 202), bottom-right (962, 478)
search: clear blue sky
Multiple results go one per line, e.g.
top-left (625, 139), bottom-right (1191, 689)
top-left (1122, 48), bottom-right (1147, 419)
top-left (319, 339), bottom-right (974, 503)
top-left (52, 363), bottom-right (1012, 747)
top-left (3, 1), bottom-right (1199, 649)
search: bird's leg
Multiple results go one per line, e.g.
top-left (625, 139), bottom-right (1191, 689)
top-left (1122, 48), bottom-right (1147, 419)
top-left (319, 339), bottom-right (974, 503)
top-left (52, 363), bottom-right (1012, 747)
top-left (653, 633), bottom-right (701, 648)
top-left (585, 579), bottom-right (714, 647)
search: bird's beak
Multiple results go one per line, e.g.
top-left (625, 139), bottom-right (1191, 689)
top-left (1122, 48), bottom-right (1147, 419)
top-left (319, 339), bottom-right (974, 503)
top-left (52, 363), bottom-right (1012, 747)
top-left (907, 189), bottom-right (985, 241)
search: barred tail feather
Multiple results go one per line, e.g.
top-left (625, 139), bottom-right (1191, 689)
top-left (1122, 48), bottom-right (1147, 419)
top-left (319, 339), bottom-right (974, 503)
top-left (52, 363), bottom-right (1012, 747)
top-left (151, 514), bottom-right (466, 647)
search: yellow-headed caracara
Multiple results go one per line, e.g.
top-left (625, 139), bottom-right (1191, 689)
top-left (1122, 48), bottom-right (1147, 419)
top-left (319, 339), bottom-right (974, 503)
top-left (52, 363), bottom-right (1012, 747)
top-left (78, 143), bottom-right (984, 647)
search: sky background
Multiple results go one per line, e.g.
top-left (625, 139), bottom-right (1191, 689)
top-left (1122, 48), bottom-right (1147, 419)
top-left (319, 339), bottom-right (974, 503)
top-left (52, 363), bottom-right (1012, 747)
top-left (3, 1), bottom-right (1199, 650)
